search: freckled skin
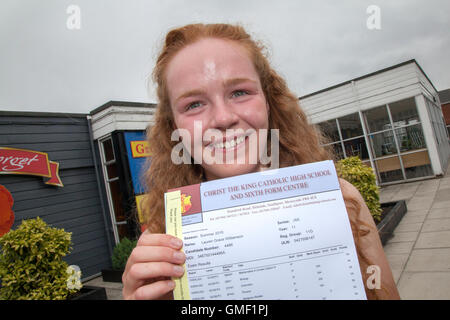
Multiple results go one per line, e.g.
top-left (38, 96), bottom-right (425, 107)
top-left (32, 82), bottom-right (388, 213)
top-left (166, 38), bottom-right (269, 180)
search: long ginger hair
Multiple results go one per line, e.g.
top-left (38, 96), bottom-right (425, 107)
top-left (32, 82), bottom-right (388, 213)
top-left (142, 23), bottom-right (386, 299)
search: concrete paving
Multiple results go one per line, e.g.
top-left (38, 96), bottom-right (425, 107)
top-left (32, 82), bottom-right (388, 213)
top-left (84, 275), bottom-right (123, 300)
top-left (84, 162), bottom-right (450, 300)
top-left (381, 162), bottom-right (450, 300)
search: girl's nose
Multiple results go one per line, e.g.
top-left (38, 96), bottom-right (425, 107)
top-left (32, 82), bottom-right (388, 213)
top-left (210, 98), bottom-right (239, 130)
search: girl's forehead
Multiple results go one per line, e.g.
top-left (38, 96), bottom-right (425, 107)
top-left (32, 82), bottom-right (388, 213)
top-left (165, 38), bottom-right (258, 89)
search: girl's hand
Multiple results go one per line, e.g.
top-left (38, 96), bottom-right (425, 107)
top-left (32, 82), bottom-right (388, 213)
top-left (122, 232), bottom-right (186, 300)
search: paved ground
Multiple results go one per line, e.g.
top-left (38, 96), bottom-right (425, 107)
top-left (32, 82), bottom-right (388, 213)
top-left (84, 275), bottom-right (123, 300)
top-left (380, 162), bottom-right (450, 300)
top-left (85, 162), bottom-right (450, 300)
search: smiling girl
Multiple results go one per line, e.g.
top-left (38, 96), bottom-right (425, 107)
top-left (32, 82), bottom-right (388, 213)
top-left (121, 23), bottom-right (400, 300)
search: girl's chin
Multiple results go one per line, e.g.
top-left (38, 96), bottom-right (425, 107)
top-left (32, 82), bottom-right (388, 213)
top-left (203, 163), bottom-right (261, 181)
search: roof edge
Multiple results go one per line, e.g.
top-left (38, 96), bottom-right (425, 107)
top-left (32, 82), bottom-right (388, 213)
top-left (90, 100), bottom-right (157, 116)
top-left (0, 110), bottom-right (87, 118)
top-left (299, 59), bottom-right (438, 100)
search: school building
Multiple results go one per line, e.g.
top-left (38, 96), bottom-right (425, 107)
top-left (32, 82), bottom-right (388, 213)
top-left (300, 59), bottom-right (450, 185)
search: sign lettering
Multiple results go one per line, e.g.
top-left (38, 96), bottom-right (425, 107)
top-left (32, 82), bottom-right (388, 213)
top-left (130, 140), bottom-right (151, 158)
top-left (0, 147), bottom-right (63, 187)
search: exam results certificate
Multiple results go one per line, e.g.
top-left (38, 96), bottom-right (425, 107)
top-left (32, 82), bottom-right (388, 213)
top-left (165, 160), bottom-right (367, 300)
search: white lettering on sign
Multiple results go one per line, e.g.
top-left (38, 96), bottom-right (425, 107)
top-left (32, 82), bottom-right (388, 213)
top-left (0, 154), bottom-right (39, 171)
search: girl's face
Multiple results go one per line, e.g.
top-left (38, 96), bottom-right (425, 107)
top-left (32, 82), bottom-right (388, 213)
top-left (166, 38), bottom-right (269, 181)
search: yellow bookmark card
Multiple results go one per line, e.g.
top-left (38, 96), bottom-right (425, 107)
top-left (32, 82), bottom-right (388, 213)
top-left (165, 190), bottom-right (190, 300)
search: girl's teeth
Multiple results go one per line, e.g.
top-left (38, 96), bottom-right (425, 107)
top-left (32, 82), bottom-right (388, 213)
top-left (213, 136), bottom-right (245, 150)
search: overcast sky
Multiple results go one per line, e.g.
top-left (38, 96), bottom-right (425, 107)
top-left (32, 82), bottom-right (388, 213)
top-left (1, 0), bottom-right (449, 114)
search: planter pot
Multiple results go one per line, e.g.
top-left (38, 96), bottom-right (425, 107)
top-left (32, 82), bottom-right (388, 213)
top-left (69, 285), bottom-right (107, 300)
top-left (101, 269), bottom-right (124, 283)
top-left (376, 200), bottom-right (407, 246)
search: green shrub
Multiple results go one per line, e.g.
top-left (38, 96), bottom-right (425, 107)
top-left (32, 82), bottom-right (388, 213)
top-left (111, 237), bottom-right (137, 270)
top-left (336, 156), bottom-right (382, 222)
top-left (0, 217), bottom-right (80, 300)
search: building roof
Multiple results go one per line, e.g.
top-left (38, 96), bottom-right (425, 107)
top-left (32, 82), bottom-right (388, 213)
top-left (299, 59), bottom-right (438, 100)
top-left (0, 110), bottom-right (87, 118)
top-left (438, 88), bottom-right (450, 104)
top-left (0, 101), bottom-right (157, 118)
top-left (90, 100), bottom-right (157, 116)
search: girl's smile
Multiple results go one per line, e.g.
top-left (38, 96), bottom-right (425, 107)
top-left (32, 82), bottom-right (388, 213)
top-left (205, 133), bottom-right (249, 153)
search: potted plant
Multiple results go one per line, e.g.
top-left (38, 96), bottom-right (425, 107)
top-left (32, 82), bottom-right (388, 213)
top-left (0, 217), bottom-right (105, 300)
top-left (101, 237), bottom-right (137, 283)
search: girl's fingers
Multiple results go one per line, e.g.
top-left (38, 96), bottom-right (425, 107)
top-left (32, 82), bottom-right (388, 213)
top-left (137, 233), bottom-right (183, 249)
top-left (124, 233), bottom-right (183, 276)
top-left (128, 261), bottom-right (185, 282)
top-left (128, 245), bottom-right (186, 266)
top-left (123, 261), bottom-right (184, 298)
top-left (132, 279), bottom-right (176, 300)
top-left (122, 233), bottom-right (184, 300)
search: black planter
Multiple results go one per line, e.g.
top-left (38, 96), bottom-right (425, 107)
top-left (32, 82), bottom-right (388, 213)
top-left (101, 269), bottom-right (124, 283)
top-left (69, 285), bottom-right (107, 300)
top-left (376, 200), bottom-right (407, 246)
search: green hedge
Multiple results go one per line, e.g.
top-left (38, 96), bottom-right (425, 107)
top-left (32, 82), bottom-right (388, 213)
top-left (0, 217), bottom-right (80, 300)
top-left (336, 156), bottom-right (382, 222)
top-left (112, 237), bottom-right (137, 270)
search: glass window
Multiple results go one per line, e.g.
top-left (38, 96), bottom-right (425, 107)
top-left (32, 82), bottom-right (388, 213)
top-left (369, 131), bottom-right (397, 158)
top-left (106, 163), bottom-right (119, 180)
top-left (109, 179), bottom-right (125, 222)
top-left (364, 105), bottom-right (391, 133)
top-left (395, 124), bottom-right (426, 152)
top-left (374, 156), bottom-right (403, 183)
top-left (344, 137), bottom-right (369, 160)
top-left (328, 142), bottom-right (344, 160)
top-left (389, 98), bottom-right (420, 128)
top-left (338, 113), bottom-right (363, 139)
top-left (401, 151), bottom-right (433, 179)
top-left (318, 119), bottom-right (340, 142)
top-left (102, 138), bottom-right (115, 162)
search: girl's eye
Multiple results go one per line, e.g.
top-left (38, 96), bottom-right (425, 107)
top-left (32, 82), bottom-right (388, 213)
top-left (231, 90), bottom-right (248, 98)
top-left (186, 101), bottom-right (202, 111)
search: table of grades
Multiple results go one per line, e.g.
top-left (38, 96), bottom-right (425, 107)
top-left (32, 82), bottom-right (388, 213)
top-left (165, 161), bottom-right (367, 300)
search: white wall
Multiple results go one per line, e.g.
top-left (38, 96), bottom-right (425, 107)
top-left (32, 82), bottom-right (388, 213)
top-left (300, 62), bottom-right (425, 124)
top-left (415, 95), bottom-right (443, 175)
top-left (90, 104), bottom-right (155, 140)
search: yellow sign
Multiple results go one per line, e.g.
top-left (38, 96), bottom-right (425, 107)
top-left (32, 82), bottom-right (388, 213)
top-left (130, 141), bottom-right (151, 158)
top-left (135, 194), bottom-right (146, 224)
